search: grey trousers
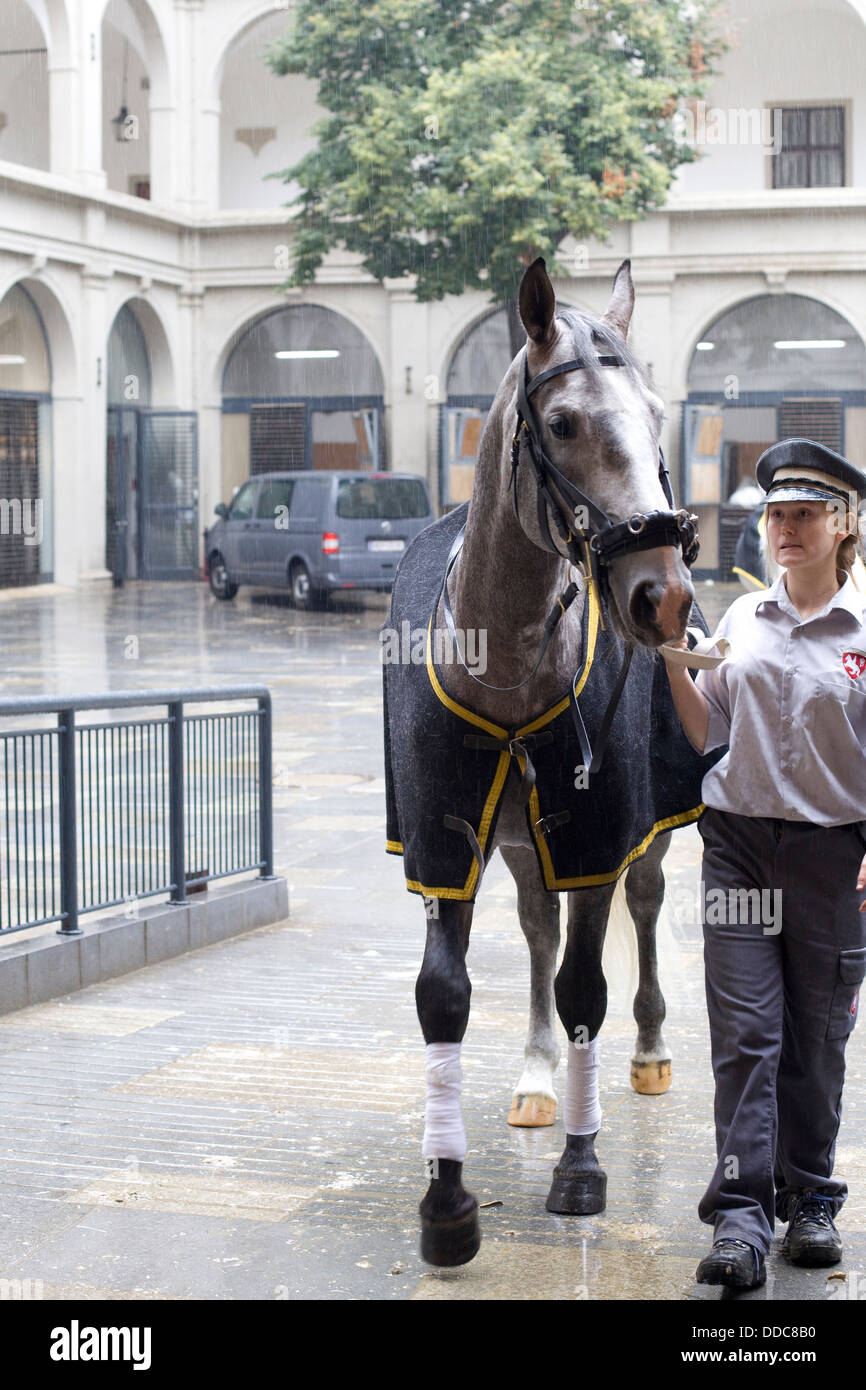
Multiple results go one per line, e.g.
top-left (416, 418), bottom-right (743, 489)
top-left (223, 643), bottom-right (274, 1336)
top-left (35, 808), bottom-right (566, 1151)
top-left (697, 807), bottom-right (866, 1253)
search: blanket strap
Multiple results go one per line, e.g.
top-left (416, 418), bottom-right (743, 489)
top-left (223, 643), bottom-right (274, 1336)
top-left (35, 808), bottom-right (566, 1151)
top-left (569, 644), bottom-right (633, 776)
top-left (463, 729), bottom-right (554, 805)
top-left (443, 815), bottom-right (486, 881)
top-left (534, 810), bottom-right (572, 837)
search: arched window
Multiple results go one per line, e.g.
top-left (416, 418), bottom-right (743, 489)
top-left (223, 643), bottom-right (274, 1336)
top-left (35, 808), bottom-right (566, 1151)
top-left (0, 2), bottom-right (49, 171)
top-left (218, 9), bottom-right (322, 211)
top-left (221, 306), bottom-right (385, 498)
top-left (684, 293), bottom-right (866, 576)
top-left (102, 0), bottom-right (158, 199)
top-left (107, 304), bottom-right (152, 406)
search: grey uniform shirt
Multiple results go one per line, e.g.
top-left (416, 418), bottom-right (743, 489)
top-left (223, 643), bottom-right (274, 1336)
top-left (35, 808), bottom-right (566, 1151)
top-left (694, 572), bottom-right (866, 825)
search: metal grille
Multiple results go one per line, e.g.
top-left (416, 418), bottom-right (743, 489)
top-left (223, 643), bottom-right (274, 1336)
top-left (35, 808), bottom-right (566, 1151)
top-left (250, 405), bottom-right (306, 473)
top-left (77, 719), bottom-right (171, 913)
top-left (0, 397), bottom-right (40, 588)
top-left (0, 729), bottom-right (59, 929)
top-left (0, 687), bottom-right (272, 936)
top-left (779, 398), bottom-right (843, 451)
top-left (184, 712), bottom-right (260, 885)
top-left (138, 411), bottom-right (199, 579)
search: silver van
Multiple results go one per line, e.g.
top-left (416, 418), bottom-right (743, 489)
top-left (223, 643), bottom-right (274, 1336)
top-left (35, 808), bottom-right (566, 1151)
top-left (204, 471), bottom-right (434, 608)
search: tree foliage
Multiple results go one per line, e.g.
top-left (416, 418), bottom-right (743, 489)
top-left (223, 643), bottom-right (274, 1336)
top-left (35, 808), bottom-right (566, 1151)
top-left (267, 0), bottom-right (727, 307)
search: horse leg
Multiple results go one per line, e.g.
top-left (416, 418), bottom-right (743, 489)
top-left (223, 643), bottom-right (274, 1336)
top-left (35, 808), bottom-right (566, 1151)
top-left (624, 832), bottom-right (673, 1095)
top-left (415, 897), bottom-right (480, 1266)
top-left (499, 843), bottom-right (560, 1127)
top-left (546, 881), bottom-right (615, 1215)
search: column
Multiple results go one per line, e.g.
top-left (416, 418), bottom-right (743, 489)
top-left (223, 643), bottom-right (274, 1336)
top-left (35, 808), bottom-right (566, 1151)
top-left (384, 277), bottom-right (430, 480)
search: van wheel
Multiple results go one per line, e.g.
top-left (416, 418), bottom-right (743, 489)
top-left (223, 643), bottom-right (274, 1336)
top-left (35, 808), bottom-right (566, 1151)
top-left (209, 552), bottom-right (238, 600)
top-left (290, 561), bottom-right (320, 610)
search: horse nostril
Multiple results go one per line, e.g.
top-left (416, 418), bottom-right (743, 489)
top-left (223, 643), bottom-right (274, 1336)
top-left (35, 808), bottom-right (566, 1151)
top-left (630, 582), bottom-right (691, 639)
top-left (630, 580), bottom-right (663, 632)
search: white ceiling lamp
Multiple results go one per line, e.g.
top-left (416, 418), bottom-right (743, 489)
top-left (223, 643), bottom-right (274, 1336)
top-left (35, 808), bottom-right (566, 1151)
top-left (274, 349), bottom-right (340, 359)
top-left (773, 339), bottom-right (845, 350)
top-left (695, 341), bottom-right (714, 351)
top-left (0, 355), bottom-right (26, 365)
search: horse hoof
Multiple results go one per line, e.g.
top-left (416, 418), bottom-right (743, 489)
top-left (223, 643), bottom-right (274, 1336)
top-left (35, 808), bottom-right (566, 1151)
top-left (630, 1059), bottom-right (672, 1094)
top-left (507, 1093), bottom-right (557, 1127)
top-left (545, 1168), bottom-right (607, 1215)
top-left (420, 1204), bottom-right (481, 1267)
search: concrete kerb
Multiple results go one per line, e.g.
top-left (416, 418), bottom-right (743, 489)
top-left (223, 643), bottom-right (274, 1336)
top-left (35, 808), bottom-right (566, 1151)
top-left (0, 877), bottom-right (289, 1015)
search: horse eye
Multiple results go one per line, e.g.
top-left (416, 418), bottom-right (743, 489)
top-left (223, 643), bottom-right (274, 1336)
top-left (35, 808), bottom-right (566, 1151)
top-left (548, 416), bottom-right (571, 439)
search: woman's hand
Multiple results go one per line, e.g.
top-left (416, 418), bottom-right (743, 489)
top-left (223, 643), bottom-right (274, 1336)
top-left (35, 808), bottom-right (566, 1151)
top-left (659, 636), bottom-right (690, 662)
top-left (858, 853), bottom-right (866, 913)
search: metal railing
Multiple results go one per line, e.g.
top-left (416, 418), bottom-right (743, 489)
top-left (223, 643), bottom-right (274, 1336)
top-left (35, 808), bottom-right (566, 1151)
top-left (0, 686), bottom-right (273, 936)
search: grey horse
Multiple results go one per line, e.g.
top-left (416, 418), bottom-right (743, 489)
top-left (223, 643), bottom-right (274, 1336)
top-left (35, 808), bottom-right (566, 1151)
top-left (383, 257), bottom-right (718, 1266)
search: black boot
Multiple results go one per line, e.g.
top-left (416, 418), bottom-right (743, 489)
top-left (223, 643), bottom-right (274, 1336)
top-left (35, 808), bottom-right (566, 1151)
top-left (696, 1239), bottom-right (766, 1289)
top-left (782, 1192), bottom-right (842, 1267)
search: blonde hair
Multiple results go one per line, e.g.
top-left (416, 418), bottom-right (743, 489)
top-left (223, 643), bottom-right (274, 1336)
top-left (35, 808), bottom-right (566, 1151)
top-left (837, 525), bottom-right (865, 586)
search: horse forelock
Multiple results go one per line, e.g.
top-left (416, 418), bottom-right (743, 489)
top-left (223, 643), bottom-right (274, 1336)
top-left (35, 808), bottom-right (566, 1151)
top-left (552, 308), bottom-right (648, 390)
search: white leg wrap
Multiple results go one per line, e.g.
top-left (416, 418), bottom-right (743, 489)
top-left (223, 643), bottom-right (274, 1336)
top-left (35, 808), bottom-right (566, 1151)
top-left (421, 1042), bottom-right (467, 1161)
top-left (564, 1036), bottom-right (602, 1135)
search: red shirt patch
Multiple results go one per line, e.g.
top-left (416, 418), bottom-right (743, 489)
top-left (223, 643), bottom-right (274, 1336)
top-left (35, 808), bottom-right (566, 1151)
top-left (842, 652), bottom-right (866, 680)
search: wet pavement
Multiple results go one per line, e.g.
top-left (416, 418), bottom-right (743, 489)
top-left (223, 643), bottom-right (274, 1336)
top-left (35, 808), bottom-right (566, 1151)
top-left (0, 574), bottom-right (864, 1303)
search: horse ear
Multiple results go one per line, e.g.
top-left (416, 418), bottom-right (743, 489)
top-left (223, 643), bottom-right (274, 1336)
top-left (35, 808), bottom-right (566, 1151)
top-left (601, 259), bottom-right (635, 340)
top-left (518, 258), bottom-right (557, 344)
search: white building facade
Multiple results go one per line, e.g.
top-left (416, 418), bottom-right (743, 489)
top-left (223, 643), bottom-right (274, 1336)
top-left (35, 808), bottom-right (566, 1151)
top-left (0, 0), bottom-right (864, 586)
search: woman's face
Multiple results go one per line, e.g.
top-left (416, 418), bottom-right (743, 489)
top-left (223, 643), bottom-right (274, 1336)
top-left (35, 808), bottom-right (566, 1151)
top-left (765, 499), bottom-right (845, 572)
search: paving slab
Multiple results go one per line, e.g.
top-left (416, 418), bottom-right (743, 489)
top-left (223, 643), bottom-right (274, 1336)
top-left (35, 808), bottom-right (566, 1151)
top-left (0, 579), bottom-right (862, 1310)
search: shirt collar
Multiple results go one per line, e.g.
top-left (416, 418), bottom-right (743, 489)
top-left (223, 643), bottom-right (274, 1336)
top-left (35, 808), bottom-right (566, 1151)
top-left (758, 571), bottom-right (865, 625)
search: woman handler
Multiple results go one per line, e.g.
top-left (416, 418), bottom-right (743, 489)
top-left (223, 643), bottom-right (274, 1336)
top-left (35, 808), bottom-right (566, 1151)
top-left (661, 438), bottom-right (866, 1291)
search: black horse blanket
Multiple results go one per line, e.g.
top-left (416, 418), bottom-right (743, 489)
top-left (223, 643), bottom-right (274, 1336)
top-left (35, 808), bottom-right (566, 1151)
top-left (383, 504), bottom-right (724, 902)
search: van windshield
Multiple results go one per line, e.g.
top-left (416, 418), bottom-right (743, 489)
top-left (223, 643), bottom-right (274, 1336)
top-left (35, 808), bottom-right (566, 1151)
top-left (336, 478), bottom-right (429, 521)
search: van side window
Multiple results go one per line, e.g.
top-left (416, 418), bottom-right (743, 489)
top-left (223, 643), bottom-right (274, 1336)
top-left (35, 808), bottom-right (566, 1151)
top-left (256, 479), bottom-right (295, 527)
top-left (289, 480), bottom-right (323, 521)
top-left (336, 478), bottom-right (430, 520)
top-left (228, 480), bottom-right (258, 521)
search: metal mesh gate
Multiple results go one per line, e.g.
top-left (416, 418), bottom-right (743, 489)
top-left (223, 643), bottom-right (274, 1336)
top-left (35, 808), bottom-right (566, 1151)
top-left (0, 397), bottom-right (40, 588)
top-left (138, 411), bottom-right (199, 579)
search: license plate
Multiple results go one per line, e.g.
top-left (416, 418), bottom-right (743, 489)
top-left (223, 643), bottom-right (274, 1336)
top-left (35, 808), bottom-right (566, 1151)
top-left (368, 539), bottom-right (405, 552)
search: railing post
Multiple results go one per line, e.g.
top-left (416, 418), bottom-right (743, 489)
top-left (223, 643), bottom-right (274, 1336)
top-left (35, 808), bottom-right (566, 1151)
top-left (57, 707), bottom-right (82, 936)
top-left (168, 699), bottom-right (186, 902)
top-left (258, 693), bottom-right (273, 878)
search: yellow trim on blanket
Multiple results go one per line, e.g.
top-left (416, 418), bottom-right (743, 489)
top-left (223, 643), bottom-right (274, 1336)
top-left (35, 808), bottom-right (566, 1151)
top-left (401, 750), bottom-right (512, 900)
top-left (516, 584), bottom-right (600, 734)
top-left (424, 617), bottom-right (507, 737)
top-left (392, 584), bottom-right (608, 900)
top-left (530, 800), bottom-right (706, 890)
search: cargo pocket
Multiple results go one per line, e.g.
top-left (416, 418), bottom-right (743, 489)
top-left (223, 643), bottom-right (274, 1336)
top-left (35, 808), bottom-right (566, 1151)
top-left (827, 946), bottom-right (866, 1039)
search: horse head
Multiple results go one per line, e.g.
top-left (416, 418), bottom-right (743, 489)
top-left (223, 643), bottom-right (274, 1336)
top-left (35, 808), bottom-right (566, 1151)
top-left (513, 257), bottom-right (695, 647)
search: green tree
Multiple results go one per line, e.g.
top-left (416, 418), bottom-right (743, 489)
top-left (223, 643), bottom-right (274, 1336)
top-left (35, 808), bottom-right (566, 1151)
top-left (267, 0), bottom-right (726, 352)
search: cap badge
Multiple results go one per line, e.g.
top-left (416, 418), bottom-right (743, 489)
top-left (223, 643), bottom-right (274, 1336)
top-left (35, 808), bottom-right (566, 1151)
top-left (841, 651), bottom-right (866, 680)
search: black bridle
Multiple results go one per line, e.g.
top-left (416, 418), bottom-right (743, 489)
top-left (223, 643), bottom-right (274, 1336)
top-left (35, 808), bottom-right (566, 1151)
top-left (436, 336), bottom-right (701, 790)
top-left (512, 343), bottom-right (700, 591)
